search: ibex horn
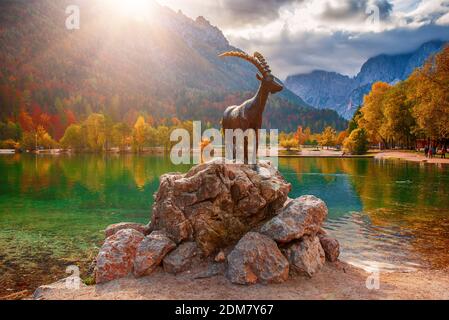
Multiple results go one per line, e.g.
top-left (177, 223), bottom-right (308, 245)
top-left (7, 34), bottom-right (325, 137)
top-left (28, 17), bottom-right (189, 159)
top-left (219, 51), bottom-right (270, 76)
top-left (254, 52), bottom-right (271, 74)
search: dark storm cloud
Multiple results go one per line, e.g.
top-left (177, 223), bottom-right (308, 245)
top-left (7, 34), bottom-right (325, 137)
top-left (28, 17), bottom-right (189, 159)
top-left (217, 0), bottom-right (303, 25)
top-left (229, 23), bottom-right (449, 79)
top-left (321, 0), bottom-right (394, 21)
top-left (220, 0), bottom-right (302, 20)
top-left (159, 0), bottom-right (304, 27)
top-left (160, 0), bottom-right (449, 78)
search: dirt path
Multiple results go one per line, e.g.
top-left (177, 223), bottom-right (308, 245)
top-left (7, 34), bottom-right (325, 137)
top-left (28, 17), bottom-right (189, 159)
top-left (375, 151), bottom-right (449, 165)
top-left (31, 262), bottom-right (449, 300)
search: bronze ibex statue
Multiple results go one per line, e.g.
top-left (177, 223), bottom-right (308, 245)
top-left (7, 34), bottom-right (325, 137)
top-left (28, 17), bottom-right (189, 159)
top-left (219, 51), bottom-right (283, 163)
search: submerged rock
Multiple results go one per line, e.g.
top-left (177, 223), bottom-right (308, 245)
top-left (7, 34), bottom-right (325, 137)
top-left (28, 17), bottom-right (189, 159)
top-left (163, 242), bottom-right (201, 274)
top-left (318, 235), bottom-right (340, 262)
top-left (260, 195), bottom-right (328, 243)
top-left (226, 232), bottom-right (289, 285)
top-left (105, 222), bottom-right (150, 238)
top-left (134, 231), bottom-right (177, 277)
top-left (282, 236), bottom-right (325, 277)
top-left (150, 160), bottom-right (291, 256)
top-left (95, 229), bottom-right (145, 284)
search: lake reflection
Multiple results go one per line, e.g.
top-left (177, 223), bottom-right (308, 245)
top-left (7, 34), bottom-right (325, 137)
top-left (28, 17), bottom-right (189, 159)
top-left (280, 157), bottom-right (449, 272)
top-left (1, 154), bottom-right (449, 295)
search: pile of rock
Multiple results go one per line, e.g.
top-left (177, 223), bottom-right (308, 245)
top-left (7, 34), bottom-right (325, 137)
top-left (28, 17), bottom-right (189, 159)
top-left (94, 160), bottom-right (340, 285)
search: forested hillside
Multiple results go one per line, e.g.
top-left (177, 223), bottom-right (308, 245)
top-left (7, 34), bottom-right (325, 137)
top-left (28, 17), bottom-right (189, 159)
top-left (0, 0), bottom-right (347, 147)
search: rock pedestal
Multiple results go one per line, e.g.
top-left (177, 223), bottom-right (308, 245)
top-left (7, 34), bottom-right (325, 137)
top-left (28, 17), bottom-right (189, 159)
top-left (149, 160), bottom-right (291, 256)
top-left (94, 160), bottom-right (341, 285)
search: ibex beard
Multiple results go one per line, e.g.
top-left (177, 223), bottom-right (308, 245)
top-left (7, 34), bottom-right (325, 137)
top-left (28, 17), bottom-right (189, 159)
top-left (170, 121), bottom-right (279, 167)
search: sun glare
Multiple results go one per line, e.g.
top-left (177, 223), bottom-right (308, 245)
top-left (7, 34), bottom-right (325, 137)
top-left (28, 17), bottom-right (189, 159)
top-left (110, 0), bottom-right (155, 20)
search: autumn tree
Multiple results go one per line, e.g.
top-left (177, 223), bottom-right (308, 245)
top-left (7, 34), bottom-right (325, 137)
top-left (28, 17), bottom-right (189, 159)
top-left (336, 131), bottom-right (348, 146)
top-left (382, 82), bottom-right (416, 148)
top-left (145, 126), bottom-right (159, 147)
top-left (112, 122), bottom-right (131, 151)
top-left (60, 124), bottom-right (85, 151)
top-left (133, 116), bottom-right (148, 152)
top-left (156, 125), bottom-right (171, 151)
top-left (344, 128), bottom-right (369, 155)
top-left (36, 125), bottom-right (57, 149)
top-left (85, 113), bottom-right (106, 152)
top-left (0, 121), bottom-right (22, 141)
top-left (21, 132), bottom-right (38, 151)
top-left (318, 126), bottom-right (337, 149)
top-left (358, 82), bottom-right (391, 147)
top-left (294, 126), bottom-right (310, 145)
top-left (280, 137), bottom-right (299, 151)
top-left (348, 106), bottom-right (362, 134)
top-left (408, 45), bottom-right (449, 141)
top-left (19, 110), bottom-right (34, 132)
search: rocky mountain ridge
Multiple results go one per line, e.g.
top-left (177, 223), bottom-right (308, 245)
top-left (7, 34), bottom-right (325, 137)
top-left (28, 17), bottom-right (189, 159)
top-left (285, 40), bottom-right (447, 119)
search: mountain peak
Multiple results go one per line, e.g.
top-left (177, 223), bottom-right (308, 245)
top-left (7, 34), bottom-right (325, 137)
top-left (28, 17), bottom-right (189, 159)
top-left (195, 16), bottom-right (211, 25)
top-left (418, 39), bottom-right (445, 49)
top-left (286, 40), bottom-right (447, 119)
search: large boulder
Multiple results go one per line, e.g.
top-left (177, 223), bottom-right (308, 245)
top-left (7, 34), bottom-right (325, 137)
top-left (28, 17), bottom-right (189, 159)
top-left (260, 195), bottom-right (328, 244)
top-left (134, 231), bottom-right (177, 277)
top-left (150, 160), bottom-right (291, 256)
top-left (163, 242), bottom-right (201, 274)
top-left (282, 236), bottom-right (325, 277)
top-left (226, 232), bottom-right (289, 285)
top-left (105, 222), bottom-right (150, 238)
top-left (95, 229), bottom-right (145, 284)
top-left (318, 235), bottom-right (340, 262)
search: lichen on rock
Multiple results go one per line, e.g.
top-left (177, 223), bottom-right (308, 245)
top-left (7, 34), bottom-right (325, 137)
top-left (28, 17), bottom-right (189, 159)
top-left (95, 229), bottom-right (145, 284)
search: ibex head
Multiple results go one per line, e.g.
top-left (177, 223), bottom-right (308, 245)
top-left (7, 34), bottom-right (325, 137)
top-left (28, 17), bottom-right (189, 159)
top-left (219, 51), bottom-right (284, 94)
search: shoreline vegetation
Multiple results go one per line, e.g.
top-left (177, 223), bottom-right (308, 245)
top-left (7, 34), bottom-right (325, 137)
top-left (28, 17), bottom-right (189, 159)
top-left (25, 262), bottom-right (449, 300)
top-left (5, 149), bottom-right (449, 166)
top-left (2, 41), bottom-right (448, 159)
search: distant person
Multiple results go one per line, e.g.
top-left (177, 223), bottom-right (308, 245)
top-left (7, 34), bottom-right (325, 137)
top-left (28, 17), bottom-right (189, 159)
top-left (442, 146), bottom-right (447, 159)
top-left (428, 146), bottom-right (433, 159)
top-left (424, 145), bottom-right (429, 158)
top-left (432, 146), bottom-right (437, 159)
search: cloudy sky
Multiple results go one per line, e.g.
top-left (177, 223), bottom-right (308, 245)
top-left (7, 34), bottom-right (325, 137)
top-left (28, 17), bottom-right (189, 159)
top-left (158, 0), bottom-right (449, 79)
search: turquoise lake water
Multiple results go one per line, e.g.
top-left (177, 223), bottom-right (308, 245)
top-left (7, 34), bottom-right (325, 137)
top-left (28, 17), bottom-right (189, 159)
top-left (1, 154), bottom-right (449, 296)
